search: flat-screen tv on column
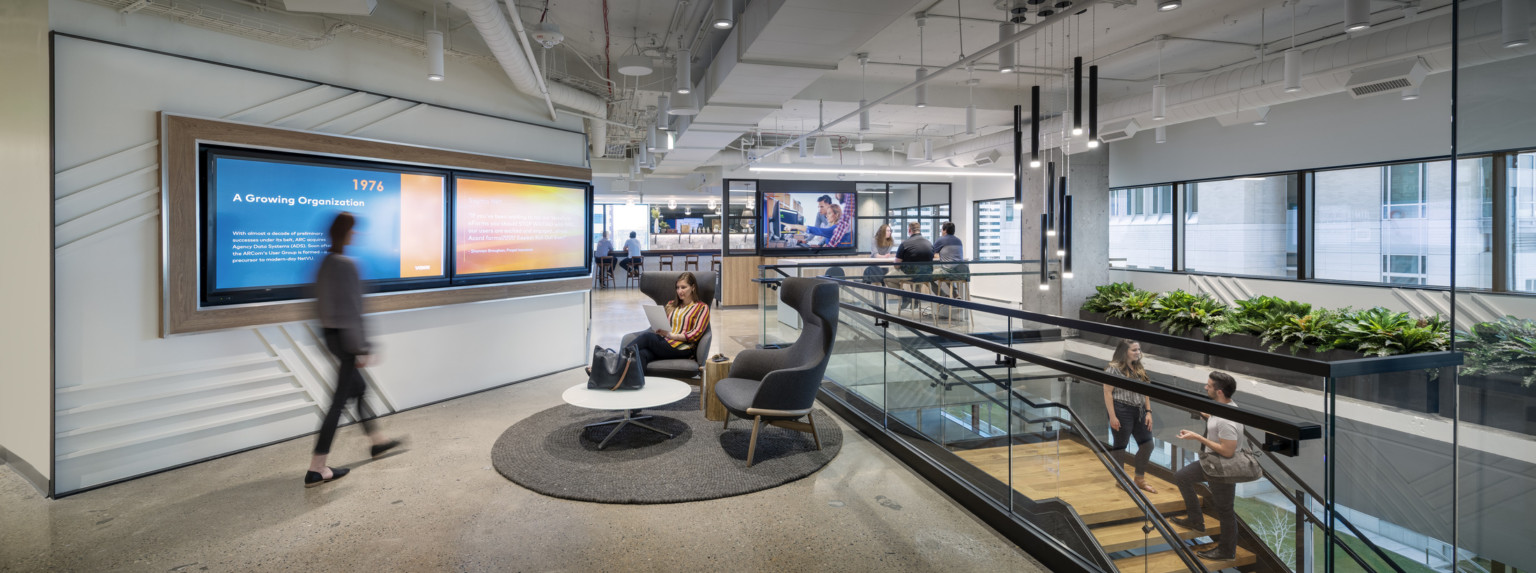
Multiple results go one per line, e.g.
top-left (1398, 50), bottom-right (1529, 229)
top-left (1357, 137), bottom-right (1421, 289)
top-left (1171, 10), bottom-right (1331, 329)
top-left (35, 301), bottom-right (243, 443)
top-left (758, 180), bottom-right (857, 254)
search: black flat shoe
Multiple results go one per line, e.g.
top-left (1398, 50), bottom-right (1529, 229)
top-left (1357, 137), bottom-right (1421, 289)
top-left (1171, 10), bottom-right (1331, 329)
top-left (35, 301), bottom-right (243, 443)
top-left (1196, 548), bottom-right (1236, 561)
top-left (370, 439), bottom-right (402, 458)
top-left (1169, 516), bottom-right (1207, 532)
top-left (304, 466), bottom-right (350, 488)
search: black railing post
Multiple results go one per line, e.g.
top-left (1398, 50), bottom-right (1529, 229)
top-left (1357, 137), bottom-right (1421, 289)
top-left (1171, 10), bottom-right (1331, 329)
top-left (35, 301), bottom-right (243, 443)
top-left (1297, 488), bottom-right (1314, 573)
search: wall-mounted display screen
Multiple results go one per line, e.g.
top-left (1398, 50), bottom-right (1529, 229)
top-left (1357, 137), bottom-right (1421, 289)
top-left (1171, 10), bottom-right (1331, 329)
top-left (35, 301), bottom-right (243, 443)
top-left (200, 145), bottom-right (590, 306)
top-left (761, 191), bottom-right (856, 252)
top-left (453, 175), bottom-right (588, 283)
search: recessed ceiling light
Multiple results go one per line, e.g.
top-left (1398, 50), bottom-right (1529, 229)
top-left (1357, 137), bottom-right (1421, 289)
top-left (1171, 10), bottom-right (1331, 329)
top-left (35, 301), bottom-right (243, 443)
top-left (1158, 0), bottom-right (1182, 12)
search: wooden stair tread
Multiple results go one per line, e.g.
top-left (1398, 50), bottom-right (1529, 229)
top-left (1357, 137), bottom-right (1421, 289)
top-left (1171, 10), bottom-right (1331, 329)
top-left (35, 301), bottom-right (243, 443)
top-left (1092, 519), bottom-right (1221, 553)
top-left (1113, 547), bottom-right (1255, 573)
top-left (954, 443), bottom-right (1187, 524)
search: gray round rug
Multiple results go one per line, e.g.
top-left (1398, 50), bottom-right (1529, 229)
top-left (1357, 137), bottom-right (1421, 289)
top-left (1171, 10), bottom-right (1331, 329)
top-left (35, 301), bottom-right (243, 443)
top-left (491, 393), bottom-right (842, 504)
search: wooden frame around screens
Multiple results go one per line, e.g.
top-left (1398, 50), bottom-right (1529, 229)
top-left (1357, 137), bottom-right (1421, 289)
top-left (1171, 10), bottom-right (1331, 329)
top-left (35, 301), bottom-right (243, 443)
top-left (161, 113), bottom-right (593, 336)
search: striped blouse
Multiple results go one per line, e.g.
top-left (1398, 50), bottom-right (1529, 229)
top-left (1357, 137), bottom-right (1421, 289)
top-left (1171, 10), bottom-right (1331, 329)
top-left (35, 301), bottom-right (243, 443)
top-left (1105, 364), bottom-right (1148, 407)
top-left (666, 301), bottom-right (711, 350)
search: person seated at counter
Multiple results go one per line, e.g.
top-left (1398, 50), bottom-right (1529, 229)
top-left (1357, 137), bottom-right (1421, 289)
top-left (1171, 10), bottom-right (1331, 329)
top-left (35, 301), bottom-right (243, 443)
top-left (620, 231), bottom-right (644, 276)
top-left (594, 231), bottom-right (613, 259)
top-left (783, 198), bottom-right (852, 248)
top-left (893, 221), bottom-right (934, 311)
top-left (627, 272), bottom-right (711, 365)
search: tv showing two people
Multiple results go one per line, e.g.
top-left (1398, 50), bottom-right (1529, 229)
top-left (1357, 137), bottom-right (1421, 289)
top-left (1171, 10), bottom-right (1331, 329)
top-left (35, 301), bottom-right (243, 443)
top-left (204, 148), bottom-right (589, 305)
top-left (208, 153), bottom-right (447, 293)
top-left (762, 192), bottom-right (855, 251)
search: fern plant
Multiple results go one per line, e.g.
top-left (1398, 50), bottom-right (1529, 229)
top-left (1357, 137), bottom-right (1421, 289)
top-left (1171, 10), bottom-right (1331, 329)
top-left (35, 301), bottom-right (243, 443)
top-left (1082, 282), bottom-right (1140, 313)
top-left (1149, 290), bottom-right (1201, 324)
top-left (1210, 296), bottom-right (1313, 337)
top-left (1456, 316), bottom-right (1536, 387)
top-left (1157, 293), bottom-right (1228, 336)
top-left (1106, 291), bottom-right (1161, 321)
top-left (1334, 307), bottom-right (1416, 357)
top-left (1261, 309), bottom-right (1344, 354)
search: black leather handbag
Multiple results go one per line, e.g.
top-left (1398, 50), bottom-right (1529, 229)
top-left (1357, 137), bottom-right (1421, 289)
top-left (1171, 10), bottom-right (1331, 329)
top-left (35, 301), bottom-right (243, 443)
top-left (588, 345), bottom-right (646, 390)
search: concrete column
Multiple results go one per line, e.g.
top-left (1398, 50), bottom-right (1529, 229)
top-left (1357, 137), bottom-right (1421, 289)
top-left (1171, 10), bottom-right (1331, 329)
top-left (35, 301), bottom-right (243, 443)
top-left (0, 0), bottom-right (53, 494)
top-left (1063, 146), bottom-right (1110, 319)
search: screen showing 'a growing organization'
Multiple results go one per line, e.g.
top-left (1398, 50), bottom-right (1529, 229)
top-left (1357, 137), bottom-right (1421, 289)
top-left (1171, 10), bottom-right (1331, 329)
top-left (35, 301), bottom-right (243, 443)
top-left (207, 153), bottom-right (447, 294)
top-left (454, 177), bottom-right (587, 277)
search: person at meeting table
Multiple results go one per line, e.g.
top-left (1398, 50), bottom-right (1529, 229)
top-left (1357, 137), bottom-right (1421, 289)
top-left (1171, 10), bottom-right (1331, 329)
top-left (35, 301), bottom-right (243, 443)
top-left (1170, 371), bottom-right (1245, 563)
top-left (619, 231), bottom-right (644, 276)
top-left (305, 211), bottom-right (401, 488)
top-left (893, 221), bottom-right (934, 311)
top-left (932, 221), bottom-right (966, 298)
top-left (1103, 339), bottom-right (1159, 495)
top-left (870, 223), bottom-right (896, 258)
top-left (863, 223), bottom-right (897, 284)
top-left (628, 271), bottom-right (711, 365)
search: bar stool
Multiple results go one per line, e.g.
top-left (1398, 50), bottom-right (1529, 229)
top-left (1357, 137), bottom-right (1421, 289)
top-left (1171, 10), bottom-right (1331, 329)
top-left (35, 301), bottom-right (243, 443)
top-left (710, 254), bottom-right (721, 272)
top-left (658, 255), bottom-right (675, 271)
top-left (624, 259), bottom-right (643, 288)
top-left (593, 256), bottom-right (616, 288)
top-left (684, 254), bottom-right (699, 271)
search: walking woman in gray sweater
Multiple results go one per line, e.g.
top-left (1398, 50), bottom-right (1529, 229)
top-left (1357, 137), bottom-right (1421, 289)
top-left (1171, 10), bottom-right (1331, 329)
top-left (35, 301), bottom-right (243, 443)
top-left (306, 212), bottom-right (401, 487)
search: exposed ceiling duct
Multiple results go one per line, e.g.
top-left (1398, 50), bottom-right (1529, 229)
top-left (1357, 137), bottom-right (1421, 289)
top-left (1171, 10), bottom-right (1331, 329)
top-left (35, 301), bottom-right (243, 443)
top-left (450, 0), bottom-right (609, 158)
top-left (924, 1), bottom-right (1536, 165)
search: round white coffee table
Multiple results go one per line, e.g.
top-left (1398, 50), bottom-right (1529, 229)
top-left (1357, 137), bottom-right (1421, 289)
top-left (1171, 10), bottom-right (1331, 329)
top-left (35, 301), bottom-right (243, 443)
top-left (562, 377), bottom-right (692, 449)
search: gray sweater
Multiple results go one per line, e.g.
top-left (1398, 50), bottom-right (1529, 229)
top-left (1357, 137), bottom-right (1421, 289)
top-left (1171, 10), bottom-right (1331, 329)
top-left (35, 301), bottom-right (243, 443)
top-left (315, 253), bottom-right (370, 355)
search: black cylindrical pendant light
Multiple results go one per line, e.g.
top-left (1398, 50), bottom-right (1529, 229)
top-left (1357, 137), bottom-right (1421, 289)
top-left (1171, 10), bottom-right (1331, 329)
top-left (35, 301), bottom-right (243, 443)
top-left (1013, 104), bottom-right (1024, 205)
top-left (1030, 85), bottom-right (1041, 168)
top-left (1063, 196), bottom-right (1074, 279)
top-left (1088, 65), bottom-right (1100, 148)
top-left (1057, 175), bottom-right (1068, 256)
top-left (1046, 161), bottom-right (1056, 236)
top-left (1039, 213), bottom-right (1050, 290)
top-left (1073, 57), bottom-right (1083, 136)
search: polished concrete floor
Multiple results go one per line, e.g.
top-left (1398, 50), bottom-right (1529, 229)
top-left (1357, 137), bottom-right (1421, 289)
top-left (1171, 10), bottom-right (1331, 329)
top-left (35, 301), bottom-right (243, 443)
top-left (0, 287), bottom-right (1044, 572)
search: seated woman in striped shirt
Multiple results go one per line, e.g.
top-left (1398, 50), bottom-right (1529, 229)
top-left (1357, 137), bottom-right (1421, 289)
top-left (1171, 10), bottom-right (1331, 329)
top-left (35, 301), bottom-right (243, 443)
top-left (630, 271), bottom-right (711, 364)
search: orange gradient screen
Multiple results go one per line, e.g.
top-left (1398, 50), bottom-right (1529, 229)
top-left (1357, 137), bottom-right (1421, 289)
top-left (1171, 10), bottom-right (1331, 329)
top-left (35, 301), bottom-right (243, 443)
top-left (398, 173), bottom-right (446, 278)
top-left (454, 178), bottom-right (586, 275)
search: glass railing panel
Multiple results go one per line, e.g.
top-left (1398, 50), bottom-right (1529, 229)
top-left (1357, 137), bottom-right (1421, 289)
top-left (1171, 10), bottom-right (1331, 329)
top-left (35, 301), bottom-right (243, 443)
top-left (1330, 367), bottom-right (1458, 573)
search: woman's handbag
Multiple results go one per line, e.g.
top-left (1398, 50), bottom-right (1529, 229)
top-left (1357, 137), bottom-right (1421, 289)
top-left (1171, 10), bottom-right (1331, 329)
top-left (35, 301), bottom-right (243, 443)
top-left (588, 345), bottom-right (646, 390)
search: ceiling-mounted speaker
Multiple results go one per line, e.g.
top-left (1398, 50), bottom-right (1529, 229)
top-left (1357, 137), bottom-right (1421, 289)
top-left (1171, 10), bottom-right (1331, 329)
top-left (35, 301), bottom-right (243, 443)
top-left (853, 142), bottom-right (875, 152)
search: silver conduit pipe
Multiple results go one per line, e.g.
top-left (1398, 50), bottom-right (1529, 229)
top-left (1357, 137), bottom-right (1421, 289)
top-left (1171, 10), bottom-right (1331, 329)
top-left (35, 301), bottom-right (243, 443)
top-left (451, 0), bottom-right (610, 158)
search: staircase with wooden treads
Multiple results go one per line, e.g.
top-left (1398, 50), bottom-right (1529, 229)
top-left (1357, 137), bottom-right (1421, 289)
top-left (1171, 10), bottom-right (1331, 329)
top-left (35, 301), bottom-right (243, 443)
top-left (955, 439), bottom-right (1258, 572)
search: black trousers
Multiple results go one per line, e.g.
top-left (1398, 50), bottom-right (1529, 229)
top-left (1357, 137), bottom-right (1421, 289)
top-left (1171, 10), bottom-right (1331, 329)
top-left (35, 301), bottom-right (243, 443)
top-left (1110, 401), bottom-right (1155, 477)
top-left (630, 330), bottom-right (695, 364)
top-left (313, 328), bottom-right (377, 455)
top-left (1174, 461), bottom-right (1238, 555)
top-left (619, 256), bottom-right (643, 274)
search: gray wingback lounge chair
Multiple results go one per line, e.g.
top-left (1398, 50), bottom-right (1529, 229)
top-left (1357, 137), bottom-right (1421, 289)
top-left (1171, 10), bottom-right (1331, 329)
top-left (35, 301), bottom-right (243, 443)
top-left (715, 277), bottom-right (840, 466)
top-left (620, 270), bottom-right (717, 382)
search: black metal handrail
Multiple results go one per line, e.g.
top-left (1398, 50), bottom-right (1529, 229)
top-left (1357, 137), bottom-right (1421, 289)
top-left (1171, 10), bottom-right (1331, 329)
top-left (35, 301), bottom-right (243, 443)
top-left (1241, 433), bottom-right (1408, 573)
top-left (838, 302), bottom-right (1209, 572)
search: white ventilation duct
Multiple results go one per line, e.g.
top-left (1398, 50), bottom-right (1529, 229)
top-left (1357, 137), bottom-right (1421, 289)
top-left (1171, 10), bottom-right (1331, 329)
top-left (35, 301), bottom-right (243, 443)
top-left (451, 0), bottom-right (608, 157)
top-left (923, 2), bottom-right (1535, 165)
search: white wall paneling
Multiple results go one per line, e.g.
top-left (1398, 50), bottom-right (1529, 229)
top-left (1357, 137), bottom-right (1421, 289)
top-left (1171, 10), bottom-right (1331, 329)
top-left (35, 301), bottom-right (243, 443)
top-left (52, 34), bottom-right (589, 494)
